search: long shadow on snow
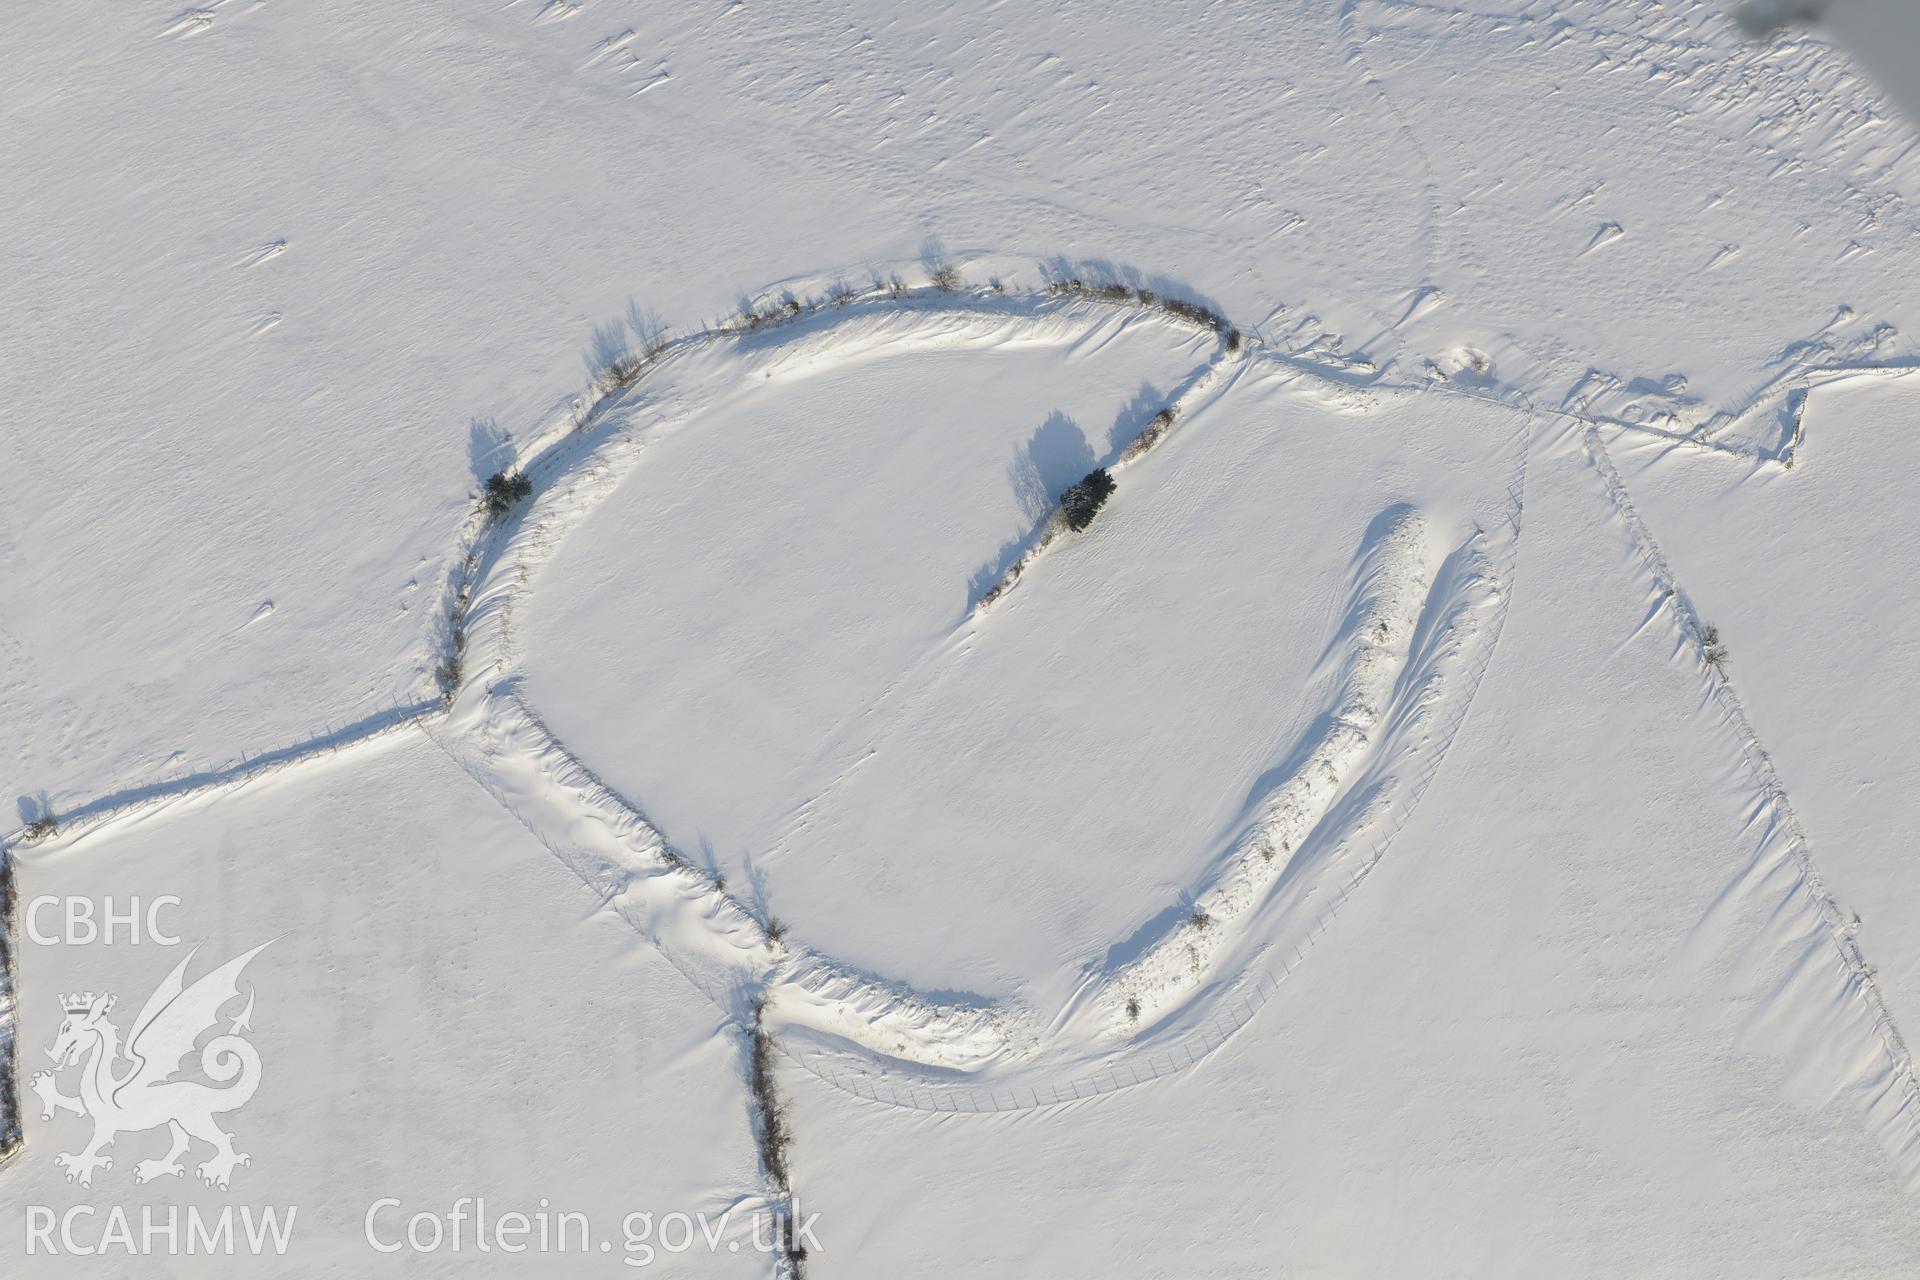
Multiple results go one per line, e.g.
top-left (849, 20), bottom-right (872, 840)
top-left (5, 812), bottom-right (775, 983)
top-left (1038, 254), bottom-right (1232, 322)
top-left (30, 699), bottom-right (440, 837)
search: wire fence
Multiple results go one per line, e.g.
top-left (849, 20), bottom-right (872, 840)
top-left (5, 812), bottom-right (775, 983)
top-left (1583, 425), bottom-right (1920, 1148)
top-left (0, 696), bottom-right (443, 854)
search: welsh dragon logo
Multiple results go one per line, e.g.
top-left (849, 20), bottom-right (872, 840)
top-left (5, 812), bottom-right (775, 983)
top-left (30, 940), bottom-right (274, 1190)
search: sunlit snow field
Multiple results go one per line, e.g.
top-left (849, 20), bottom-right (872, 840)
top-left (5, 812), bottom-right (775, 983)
top-left (8, 1), bottom-right (1920, 1276)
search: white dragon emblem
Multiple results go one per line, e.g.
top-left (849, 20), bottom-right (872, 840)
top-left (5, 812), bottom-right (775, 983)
top-left (30, 940), bottom-right (274, 1190)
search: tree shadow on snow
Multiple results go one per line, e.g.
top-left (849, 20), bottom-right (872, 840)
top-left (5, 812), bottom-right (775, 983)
top-left (1106, 382), bottom-right (1166, 456)
top-left (467, 417), bottom-right (513, 484)
top-left (587, 318), bottom-right (631, 378)
top-left (964, 411), bottom-right (1097, 607)
top-left (582, 300), bottom-right (669, 383)
top-left (1038, 253), bottom-right (1231, 321)
top-left (15, 793), bottom-right (53, 828)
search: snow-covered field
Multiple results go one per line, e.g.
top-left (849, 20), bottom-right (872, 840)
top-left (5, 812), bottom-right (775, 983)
top-left (7, 1), bottom-right (1920, 1275)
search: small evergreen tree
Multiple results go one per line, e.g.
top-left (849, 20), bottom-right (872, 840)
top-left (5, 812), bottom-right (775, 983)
top-left (1059, 468), bottom-right (1116, 531)
top-left (483, 470), bottom-right (533, 517)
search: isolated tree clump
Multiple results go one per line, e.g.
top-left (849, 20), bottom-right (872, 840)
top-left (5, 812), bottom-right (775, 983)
top-left (1059, 468), bottom-right (1116, 532)
top-left (483, 470), bottom-right (533, 518)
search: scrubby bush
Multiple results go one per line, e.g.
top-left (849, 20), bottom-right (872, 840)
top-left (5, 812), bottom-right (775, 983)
top-left (1161, 297), bottom-right (1231, 334)
top-left (24, 815), bottom-right (58, 842)
top-left (748, 998), bottom-right (792, 1188)
top-left (781, 1216), bottom-right (810, 1271)
top-left (483, 470), bottom-right (533, 518)
top-left (603, 354), bottom-right (644, 390)
top-left (1047, 278), bottom-right (1144, 305)
top-left (737, 299), bottom-right (797, 331)
top-left (1059, 468), bottom-right (1116, 532)
top-left (434, 655), bottom-right (464, 703)
top-left (1121, 407), bottom-right (1177, 464)
top-left (929, 264), bottom-right (962, 291)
